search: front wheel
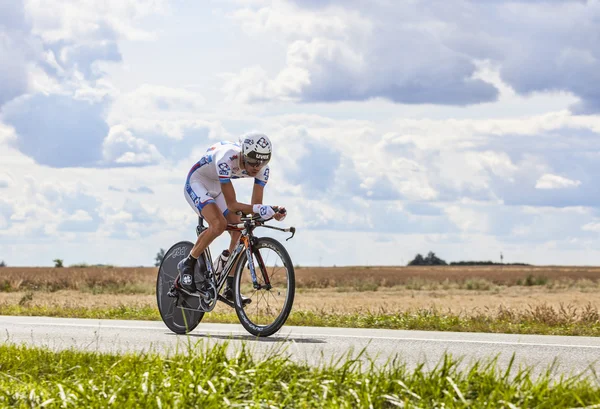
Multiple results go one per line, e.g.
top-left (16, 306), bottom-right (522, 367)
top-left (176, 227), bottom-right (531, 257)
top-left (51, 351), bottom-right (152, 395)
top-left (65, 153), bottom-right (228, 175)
top-left (233, 237), bottom-right (295, 337)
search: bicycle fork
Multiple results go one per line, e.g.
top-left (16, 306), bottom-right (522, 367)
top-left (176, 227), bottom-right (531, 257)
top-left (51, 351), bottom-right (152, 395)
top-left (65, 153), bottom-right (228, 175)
top-left (242, 236), bottom-right (271, 290)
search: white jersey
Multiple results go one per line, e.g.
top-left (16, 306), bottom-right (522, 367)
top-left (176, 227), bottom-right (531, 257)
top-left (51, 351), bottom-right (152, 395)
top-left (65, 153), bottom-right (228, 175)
top-left (188, 141), bottom-right (270, 187)
top-left (184, 142), bottom-right (270, 216)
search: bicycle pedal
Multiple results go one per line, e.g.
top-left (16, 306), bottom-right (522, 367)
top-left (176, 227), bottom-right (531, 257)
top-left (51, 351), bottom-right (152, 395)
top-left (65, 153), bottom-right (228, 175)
top-left (167, 285), bottom-right (179, 298)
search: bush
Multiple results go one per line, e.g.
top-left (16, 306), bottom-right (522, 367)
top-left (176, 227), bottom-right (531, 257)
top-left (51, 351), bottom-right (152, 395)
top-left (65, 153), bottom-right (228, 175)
top-left (154, 249), bottom-right (166, 267)
top-left (0, 260), bottom-right (5, 267)
top-left (53, 259), bottom-right (64, 268)
top-left (408, 251), bottom-right (447, 266)
top-left (450, 261), bottom-right (530, 266)
top-left (517, 274), bottom-right (548, 286)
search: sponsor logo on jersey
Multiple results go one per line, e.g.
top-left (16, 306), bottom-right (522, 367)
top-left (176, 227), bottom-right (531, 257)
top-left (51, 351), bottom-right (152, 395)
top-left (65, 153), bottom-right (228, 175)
top-left (229, 155), bottom-right (238, 161)
top-left (264, 168), bottom-right (270, 180)
top-left (218, 163), bottom-right (231, 176)
top-left (194, 197), bottom-right (200, 206)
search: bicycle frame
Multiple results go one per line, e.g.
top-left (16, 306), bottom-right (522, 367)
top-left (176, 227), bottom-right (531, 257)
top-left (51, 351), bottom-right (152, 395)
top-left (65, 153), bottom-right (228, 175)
top-left (197, 215), bottom-right (296, 297)
top-left (196, 217), bottom-right (255, 300)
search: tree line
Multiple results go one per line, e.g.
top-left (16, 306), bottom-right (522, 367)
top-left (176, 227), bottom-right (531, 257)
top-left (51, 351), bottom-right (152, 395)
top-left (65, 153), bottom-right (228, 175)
top-left (408, 252), bottom-right (529, 266)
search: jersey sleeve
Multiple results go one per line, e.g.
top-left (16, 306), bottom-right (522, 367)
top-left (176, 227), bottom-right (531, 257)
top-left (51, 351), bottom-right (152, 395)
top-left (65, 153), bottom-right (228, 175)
top-left (254, 165), bottom-right (270, 187)
top-left (214, 149), bottom-right (234, 184)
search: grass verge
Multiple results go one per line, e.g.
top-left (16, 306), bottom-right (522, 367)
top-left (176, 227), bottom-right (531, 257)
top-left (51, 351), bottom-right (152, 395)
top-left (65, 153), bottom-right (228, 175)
top-left (1, 342), bottom-right (599, 408)
top-left (2, 303), bottom-right (600, 336)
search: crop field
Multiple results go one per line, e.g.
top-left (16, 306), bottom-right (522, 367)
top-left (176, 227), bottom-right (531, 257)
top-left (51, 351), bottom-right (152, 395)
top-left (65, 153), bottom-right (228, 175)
top-left (2, 265), bottom-right (600, 291)
top-left (1, 265), bottom-right (600, 335)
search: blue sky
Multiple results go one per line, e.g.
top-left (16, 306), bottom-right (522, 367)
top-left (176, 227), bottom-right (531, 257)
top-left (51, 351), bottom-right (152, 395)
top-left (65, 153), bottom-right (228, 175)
top-left (1, 0), bottom-right (600, 267)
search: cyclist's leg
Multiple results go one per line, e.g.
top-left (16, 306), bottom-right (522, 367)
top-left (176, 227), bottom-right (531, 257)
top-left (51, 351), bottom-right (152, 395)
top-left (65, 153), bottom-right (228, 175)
top-left (218, 198), bottom-right (250, 304)
top-left (224, 209), bottom-right (242, 255)
top-left (179, 181), bottom-right (227, 290)
top-left (184, 179), bottom-right (228, 258)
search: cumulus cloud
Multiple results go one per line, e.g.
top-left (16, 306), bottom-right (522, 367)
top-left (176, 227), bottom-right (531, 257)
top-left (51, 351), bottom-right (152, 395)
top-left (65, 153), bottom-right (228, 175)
top-left (57, 210), bottom-right (100, 232)
top-left (102, 125), bottom-right (163, 166)
top-left (106, 84), bottom-right (221, 162)
top-left (2, 94), bottom-right (109, 167)
top-left (263, 110), bottom-right (600, 216)
top-left (226, 0), bottom-right (600, 112)
top-left (128, 186), bottom-right (154, 194)
top-left (1, 0), bottom-right (170, 168)
top-left (23, 178), bottom-right (101, 216)
top-left (535, 174), bottom-right (582, 189)
top-left (0, 173), bottom-right (13, 189)
top-left (0, 200), bottom-right (14, 230)
top-left (0, 0), bottom-right (37, 106)
top-left (582, 221), bottom-right (600, 232)
top-left (226, 1), bottom-right (498, 105)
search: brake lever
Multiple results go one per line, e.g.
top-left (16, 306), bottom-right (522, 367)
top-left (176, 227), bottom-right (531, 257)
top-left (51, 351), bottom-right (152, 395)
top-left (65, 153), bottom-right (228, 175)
top-left (286, 227), bottom-right (296, 241)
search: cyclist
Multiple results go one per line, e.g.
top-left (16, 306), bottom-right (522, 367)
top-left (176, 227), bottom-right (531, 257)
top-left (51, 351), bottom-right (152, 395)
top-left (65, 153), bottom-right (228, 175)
top-left (176, 132), bottom-right (286, 304)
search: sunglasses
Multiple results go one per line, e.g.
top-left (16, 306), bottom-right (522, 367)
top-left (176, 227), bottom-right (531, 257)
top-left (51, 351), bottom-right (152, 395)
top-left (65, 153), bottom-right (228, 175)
top-left (245, 158), bottom-right (269, 168)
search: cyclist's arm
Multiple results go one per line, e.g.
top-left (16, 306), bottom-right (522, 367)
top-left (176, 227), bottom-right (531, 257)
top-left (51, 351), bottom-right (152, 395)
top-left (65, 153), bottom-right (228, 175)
top-left (251, 183), bottom-right (264, 205)
top-left (221, 182), bottom-right (254, 215)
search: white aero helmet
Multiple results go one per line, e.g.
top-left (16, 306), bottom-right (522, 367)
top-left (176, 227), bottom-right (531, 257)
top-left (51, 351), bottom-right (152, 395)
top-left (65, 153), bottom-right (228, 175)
top-left (240, 132), bottom-right (272, 166)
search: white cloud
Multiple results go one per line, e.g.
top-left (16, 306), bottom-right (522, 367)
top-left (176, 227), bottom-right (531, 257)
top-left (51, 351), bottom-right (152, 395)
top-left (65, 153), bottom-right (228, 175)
top-left (68, 210), bottom-right (94, 222)
top-left (226, 0), bottom-right (600, 112)
top-left (108, 84), bottom-right (209, 139)
top-left (229, 1), bottom-right (371, 40)
top-left (535, 174), bottom-right (582, 190)
top-left (102, 125), bottom-right (164, 165)
top-left (0, 200), bottom-right (14, 230)
top-left (0, 173), bottom-right (14, 189)
top-left (225, 0), bottom-right (497, 105)
top-left (445, 205), bottom-right (490, 234)
top-left (582, 222), bottom-right (600, 233)
top-left (25, 0), bottom-right (169, 43)
top-left (4, 1), bottom-right (600, 266)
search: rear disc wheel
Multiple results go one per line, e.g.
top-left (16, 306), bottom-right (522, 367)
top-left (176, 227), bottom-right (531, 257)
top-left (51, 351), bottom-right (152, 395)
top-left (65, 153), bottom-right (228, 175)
top-left (156, 241), bottom-right (204, 334)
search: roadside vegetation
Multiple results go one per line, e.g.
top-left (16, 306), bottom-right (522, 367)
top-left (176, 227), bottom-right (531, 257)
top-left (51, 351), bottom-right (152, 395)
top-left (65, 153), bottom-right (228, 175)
top-left (1, 266), bottom-right (600, 336)
top-left (1, 342), bottom-right (599, 408)
top-left (1, 303), bottom-right (599, 336)
top-left (1, 266), bottom-right (600, 293)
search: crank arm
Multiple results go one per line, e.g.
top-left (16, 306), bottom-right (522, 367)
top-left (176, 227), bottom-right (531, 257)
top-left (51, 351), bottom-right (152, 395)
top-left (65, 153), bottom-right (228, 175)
top-left (178, 286), bottom-right (211, 299)
top-left (217, 295), bottom-right (235, 308)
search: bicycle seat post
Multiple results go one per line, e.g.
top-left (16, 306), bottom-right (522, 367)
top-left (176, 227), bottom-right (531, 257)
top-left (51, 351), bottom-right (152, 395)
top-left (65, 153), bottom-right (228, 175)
top-left (196, 216), bottom-right (206, 237)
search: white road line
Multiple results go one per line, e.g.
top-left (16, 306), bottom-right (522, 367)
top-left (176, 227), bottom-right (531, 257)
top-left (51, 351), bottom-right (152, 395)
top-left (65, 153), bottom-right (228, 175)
top-left (3, 320), bottom-right (600, 350)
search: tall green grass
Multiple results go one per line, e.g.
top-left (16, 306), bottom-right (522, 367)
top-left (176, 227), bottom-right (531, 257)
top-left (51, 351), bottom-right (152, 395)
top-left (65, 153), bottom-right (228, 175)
top-left (0, 342), bottom-right (599, 408)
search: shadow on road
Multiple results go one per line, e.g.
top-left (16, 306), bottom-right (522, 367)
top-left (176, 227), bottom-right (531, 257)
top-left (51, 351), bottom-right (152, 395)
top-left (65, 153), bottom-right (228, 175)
top-left (171, 333), bottom-right (327, 344)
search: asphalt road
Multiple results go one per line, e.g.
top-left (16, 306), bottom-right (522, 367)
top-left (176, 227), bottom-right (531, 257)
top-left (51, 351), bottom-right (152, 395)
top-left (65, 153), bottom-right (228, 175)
top-left (2, 316), bottom-right (599, 378)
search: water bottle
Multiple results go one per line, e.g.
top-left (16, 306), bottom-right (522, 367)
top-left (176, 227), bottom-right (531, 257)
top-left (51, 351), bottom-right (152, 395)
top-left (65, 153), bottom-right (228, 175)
top-left (214, 249), bottom-right (230, 279)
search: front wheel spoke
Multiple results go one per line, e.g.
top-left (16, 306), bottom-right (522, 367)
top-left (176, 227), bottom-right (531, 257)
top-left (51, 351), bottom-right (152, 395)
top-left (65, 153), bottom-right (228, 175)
top-left (247, 288), bottom-right (258, 300)
top-left (268, 267), bottom-right (285, 283)
top-left (257, 289), bottom-right (269, 309)
top-left (258, 291), bottom-right (272, 317)
top-left (266, 289), bottom-right (282, 306)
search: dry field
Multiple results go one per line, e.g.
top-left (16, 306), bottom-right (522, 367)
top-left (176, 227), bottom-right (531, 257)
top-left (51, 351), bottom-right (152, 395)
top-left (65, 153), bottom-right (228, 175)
top-left (1, 265), bottom-right (600, 315)
top-left (2, 265), bottom-right (600, 289)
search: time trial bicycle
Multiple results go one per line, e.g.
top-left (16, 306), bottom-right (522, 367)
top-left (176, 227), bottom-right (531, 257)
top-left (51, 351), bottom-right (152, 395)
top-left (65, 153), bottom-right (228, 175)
top-left (156, 210), bottom-right (296, 337)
